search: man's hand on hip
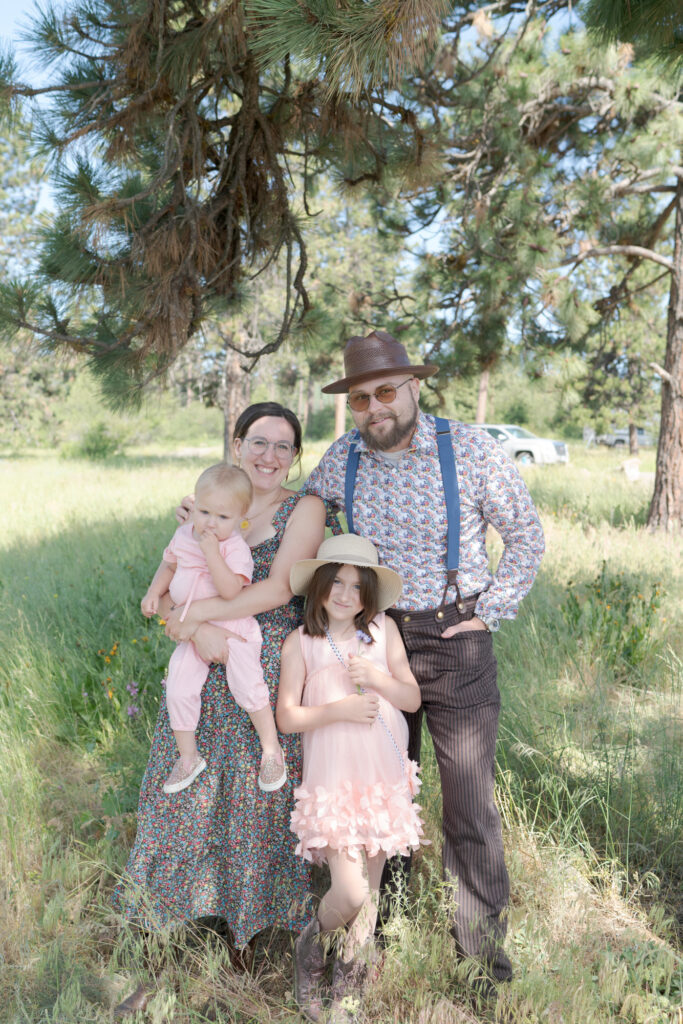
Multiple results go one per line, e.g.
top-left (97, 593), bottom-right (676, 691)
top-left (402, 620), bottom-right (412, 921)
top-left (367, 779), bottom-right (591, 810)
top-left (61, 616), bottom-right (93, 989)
top-left (441, 615), bottom-right (489, 639)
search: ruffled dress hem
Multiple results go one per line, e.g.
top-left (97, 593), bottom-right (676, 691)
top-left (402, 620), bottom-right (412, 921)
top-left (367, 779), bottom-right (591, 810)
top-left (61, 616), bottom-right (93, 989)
top-left (291, 762), bottom-right (429, 864)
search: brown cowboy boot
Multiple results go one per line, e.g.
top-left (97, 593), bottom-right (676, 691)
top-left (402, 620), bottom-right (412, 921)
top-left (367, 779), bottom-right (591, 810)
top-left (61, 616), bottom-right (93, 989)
top-left (293, 915), bottom-right (327, 1022)
top-left (326, 940), bottom-right (377, 1024)
top-left (113, 980), bottom-right (154, 1018)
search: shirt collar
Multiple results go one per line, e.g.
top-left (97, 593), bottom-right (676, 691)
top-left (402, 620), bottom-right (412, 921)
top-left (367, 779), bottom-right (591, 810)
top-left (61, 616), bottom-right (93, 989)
top-left (352, 411), bottom-right (437, 456)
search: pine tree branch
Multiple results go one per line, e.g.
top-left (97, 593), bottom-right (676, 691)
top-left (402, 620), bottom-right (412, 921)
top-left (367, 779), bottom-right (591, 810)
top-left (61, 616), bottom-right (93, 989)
top-left (610, 167), bottom-right (683, 194)
top-left (611, 182), bottom-right (677, 196)
top-left (9, 78), bottom-right (114, 98)
top-left (564, 245), bottom-right (673, 271)
top-left (650, 362), bottom-right (682, 397)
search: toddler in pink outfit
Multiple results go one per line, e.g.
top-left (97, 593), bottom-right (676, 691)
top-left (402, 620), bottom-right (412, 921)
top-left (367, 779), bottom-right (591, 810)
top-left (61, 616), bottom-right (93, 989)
top-left (141, 463), bottom-right (287, 795)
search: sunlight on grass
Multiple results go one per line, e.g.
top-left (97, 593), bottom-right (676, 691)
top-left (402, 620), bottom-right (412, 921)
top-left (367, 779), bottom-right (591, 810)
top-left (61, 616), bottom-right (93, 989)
top-left (1, 449), bottom-right (681, 1022)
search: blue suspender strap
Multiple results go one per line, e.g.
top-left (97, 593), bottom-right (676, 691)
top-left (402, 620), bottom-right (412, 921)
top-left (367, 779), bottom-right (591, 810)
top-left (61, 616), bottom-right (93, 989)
top-left (345, 419), bottom-right (464, 613)
top-left (434, 416), bottom-right (465, 612)
top-left (344, 430), bottom-right (361, 534)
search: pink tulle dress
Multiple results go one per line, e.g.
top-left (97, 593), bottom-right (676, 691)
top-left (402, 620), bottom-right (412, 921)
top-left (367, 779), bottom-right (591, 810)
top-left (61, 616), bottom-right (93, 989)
top-left (290, 613), bottom-right (426, 864)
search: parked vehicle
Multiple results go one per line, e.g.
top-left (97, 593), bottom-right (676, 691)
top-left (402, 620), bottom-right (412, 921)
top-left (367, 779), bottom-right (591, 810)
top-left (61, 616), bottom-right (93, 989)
top-left (470, 423), bottom-right (569, 465)
top-left (596, 427), bottom-right (655, 448)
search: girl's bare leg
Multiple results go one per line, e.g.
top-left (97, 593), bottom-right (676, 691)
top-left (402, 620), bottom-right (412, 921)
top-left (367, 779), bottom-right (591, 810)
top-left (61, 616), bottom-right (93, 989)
top-left (345, 851), bottom-right (385, 959)
top-left (318, 848), bottom-right (386, 959)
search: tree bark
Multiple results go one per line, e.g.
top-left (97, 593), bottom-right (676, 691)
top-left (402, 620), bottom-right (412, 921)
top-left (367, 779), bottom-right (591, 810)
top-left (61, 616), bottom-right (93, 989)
top-left (220, 345), bottom-right (250, 463)
top-left (648, 176), bottom-right (683, 530)
top-left (628, 421), bottom-right (639, 456)
top-left (476, 368), bottom-right (490, 423)
top-left (296, 374), bottom-right (305, 425)
top-left (303, 372), bottom-right (314, 436)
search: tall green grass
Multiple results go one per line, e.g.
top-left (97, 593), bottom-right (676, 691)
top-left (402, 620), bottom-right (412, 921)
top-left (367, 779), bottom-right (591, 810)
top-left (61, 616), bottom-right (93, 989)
top-left (1, 450), bottom-right (681, 1023)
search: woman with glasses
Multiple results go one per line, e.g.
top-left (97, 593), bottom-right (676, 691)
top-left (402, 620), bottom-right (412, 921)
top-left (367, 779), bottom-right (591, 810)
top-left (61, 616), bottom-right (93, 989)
top-left (113, 403), bottom-right (338, 1017)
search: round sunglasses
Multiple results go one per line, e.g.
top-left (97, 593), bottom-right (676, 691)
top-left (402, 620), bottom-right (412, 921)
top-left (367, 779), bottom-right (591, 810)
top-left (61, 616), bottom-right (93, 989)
top-left (347, 378), bottom-right (414, 412)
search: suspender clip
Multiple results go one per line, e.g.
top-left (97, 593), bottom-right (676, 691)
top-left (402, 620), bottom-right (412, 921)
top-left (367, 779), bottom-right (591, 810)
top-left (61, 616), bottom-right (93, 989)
top-left (448, 569), bottom-right (466, 612)
top-left (437, 570), bottom-right (465, 619)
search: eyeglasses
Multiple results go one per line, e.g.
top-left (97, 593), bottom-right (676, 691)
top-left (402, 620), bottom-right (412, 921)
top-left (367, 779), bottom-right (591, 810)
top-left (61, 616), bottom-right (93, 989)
top-left (347, 378), bottom-right (414, 412)
top-left (242, 437), bottom-right (297, 461)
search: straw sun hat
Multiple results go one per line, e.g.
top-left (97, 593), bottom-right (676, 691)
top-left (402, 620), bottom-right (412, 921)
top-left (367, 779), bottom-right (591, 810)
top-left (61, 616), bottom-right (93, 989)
top-left (290, 534), bottom-right (403, 612)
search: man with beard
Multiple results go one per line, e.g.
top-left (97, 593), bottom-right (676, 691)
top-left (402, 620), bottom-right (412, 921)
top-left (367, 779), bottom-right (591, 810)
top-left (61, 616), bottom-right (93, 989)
top-left (302, 330), bottom-right (544, 1002)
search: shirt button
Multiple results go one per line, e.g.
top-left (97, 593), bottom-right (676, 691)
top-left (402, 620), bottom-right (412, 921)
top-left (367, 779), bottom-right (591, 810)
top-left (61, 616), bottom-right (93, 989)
top-left (403, 615), bottom-right (411, 623)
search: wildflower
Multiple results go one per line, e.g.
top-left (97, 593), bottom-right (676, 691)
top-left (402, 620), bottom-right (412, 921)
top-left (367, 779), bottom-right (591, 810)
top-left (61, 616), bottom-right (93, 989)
top-left (131, 638), bottom-right (137, 644)
top-left (127, 704), bottom-right (140, 718)
top-left (104, 656), bottom-right (111, 664)
top-left (127, 680), bottom-right (139, 697)
top-left (355, 630), bottom-right (372, 645)
top-left (82, 690), bottom-right (88, 701)
top-left (107, 676), bottom-right (112, 683)
top-left (107, 688), bottom-right (114, 699)
top-left (142, 636), bottom-right (149, 642)
top-left (158, 618), bottom-right (166, 626)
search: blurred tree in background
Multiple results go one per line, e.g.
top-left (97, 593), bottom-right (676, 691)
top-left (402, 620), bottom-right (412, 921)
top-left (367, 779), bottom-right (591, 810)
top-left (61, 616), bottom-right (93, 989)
top-left (582, 0), bottom-right (683, 530)
top-left (0, 0), bottom-right (681, 525)
top-left (0, 119), bottom-right (78, 446)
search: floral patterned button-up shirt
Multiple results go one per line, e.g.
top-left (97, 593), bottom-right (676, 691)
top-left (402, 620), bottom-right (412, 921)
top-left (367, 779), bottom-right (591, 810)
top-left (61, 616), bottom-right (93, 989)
top-left (304, 412), bottom-right (545, 621)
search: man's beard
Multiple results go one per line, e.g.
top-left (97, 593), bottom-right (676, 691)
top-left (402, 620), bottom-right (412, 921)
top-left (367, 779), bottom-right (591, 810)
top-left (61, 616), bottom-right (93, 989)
top-left (358, 399), bottom-right (419, 452)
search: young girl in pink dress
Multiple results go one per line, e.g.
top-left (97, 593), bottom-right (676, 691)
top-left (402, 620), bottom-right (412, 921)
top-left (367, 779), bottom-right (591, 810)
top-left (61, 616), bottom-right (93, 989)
top-left (142, 463), bottom-right (286, 795)
top-left (277, 534), bottom-right (425, 1023)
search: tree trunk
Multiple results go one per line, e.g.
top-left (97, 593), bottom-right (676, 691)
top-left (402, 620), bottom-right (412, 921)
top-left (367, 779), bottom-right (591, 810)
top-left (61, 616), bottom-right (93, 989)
top-left (303, 372), bottom-right (314, 436)
top-left (648, 176), bottom-right (683, 530)
top-left (334, 393), bottom-right (347, 439)
top-left (628, 421), bottom-right (639, 456)
top-left (220, 345), bottom-right (250, 462)
top-left (475, 368), bottom-right (490, 423)
top-left (296, 374), bottom-right (305, 424)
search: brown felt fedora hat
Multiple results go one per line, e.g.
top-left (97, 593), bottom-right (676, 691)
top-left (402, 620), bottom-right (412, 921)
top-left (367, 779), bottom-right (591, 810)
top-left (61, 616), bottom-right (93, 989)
top-left (321, 330), bottom-right (439, 394)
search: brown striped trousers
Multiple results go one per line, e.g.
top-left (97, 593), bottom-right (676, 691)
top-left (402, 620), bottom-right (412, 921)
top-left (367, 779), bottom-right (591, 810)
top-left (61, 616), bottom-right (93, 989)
top-left (386, 597), bottom-right (513, 982)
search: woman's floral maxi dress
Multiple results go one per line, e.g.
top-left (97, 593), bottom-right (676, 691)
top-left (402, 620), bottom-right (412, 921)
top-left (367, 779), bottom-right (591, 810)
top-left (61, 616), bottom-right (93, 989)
top-left (114, 494), bottom-right (335, 947)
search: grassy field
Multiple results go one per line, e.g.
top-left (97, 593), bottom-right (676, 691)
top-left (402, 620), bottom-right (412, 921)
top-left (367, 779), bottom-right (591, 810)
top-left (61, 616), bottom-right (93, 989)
top-left (0, 444), bottom-right (681, 1023)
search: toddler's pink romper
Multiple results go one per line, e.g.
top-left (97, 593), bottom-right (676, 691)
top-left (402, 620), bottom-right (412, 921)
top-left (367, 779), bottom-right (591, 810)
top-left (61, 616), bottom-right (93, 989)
top-left (163, 523), bottom-right (269, 732)
top-left (290, 613), bottom-right (426, 864)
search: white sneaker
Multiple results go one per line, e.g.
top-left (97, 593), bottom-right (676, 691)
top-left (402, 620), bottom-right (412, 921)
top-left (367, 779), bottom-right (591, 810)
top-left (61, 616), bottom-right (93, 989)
top-left (258, 753), bottom-right (287, 792)
top-left (163, 755), bottom-right (207, 794)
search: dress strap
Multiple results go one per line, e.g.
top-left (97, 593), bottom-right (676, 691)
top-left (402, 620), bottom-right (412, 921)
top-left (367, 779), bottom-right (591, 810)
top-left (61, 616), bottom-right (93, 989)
top-left (272, 493), bottom-right (300, 539)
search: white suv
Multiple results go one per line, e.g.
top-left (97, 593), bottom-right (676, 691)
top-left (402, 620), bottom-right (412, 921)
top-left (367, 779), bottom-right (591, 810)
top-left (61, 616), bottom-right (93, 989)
top-left (470, 424), bottom-right (569, 465)
top-left (596, 427), bottom-right (655, 448)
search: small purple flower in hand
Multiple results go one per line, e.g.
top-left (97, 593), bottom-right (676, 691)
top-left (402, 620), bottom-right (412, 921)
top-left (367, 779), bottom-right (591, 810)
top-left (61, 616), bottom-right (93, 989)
top-left (354, 630), bottom-right (372, 692)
